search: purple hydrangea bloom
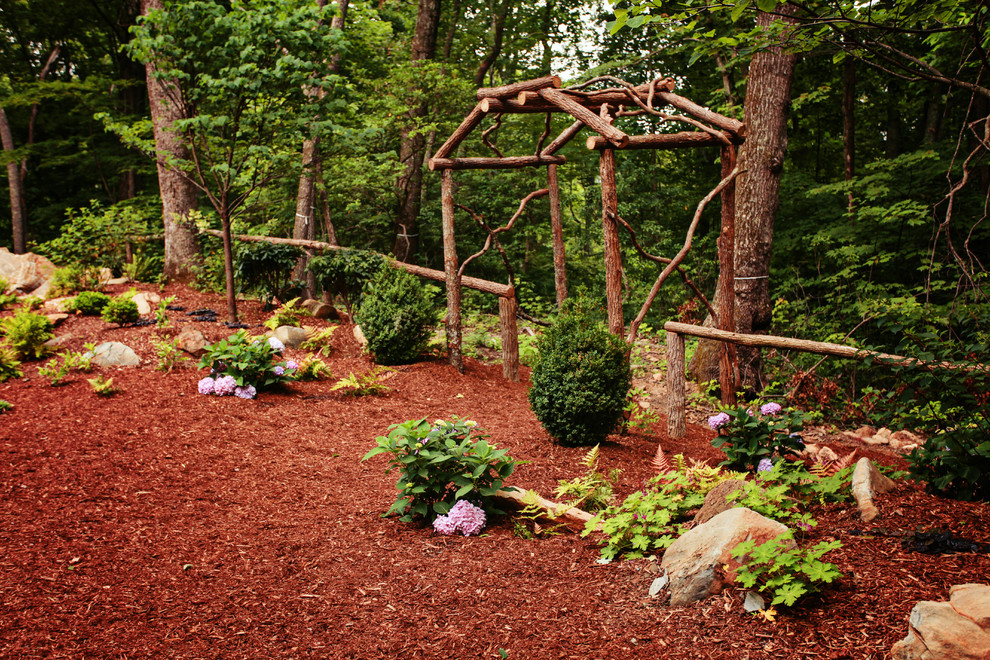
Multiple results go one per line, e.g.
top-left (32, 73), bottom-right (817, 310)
top-left (757, 458), bottom-right (774, 473)
top-left (285, 360), bottom-right (299, 370)
top-left (234, 385), bottom-right (257, 399)
top-left (273, 366), bottom-right (285, 376)
top-left (433, 500), bottom-right (486, 536)
top-left (707, 412), bottom-right (731, 430)
top-left (268, 337), bottom-right (285, 352)
top-left (213, 375), bottom-right (237, 396)
top-left (197, 377), bottom-right (215, 395)
top-left (760, 402), bottom-right (782, 416)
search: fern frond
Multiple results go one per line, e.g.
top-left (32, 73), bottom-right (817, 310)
top-left (673, 453), bottom-right (687, 473)
top-left (809, 460), bottom-right (828, 478)
top-left (651, 444), bottom-right (673, 474)
top-left (831, 451), bottom-right (857, 474)
top-left (583, 444), bottom-right (600, 471)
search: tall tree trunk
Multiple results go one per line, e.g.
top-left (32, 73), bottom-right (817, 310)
top-left (885, 79), bottom-right (901, 158)
top-left (142, 0), bottom-right (200, 283)
top-left (293, 0), bottom-right (348, 292)
top-left (730, 6), bottom-right (799, 390)
top-left (842, 57), bottom-right (855, 211)
top-left (392, 0), bottom-right (442, 263)
top-left (0, 108), bottom-right (26, 254)
top-left (473, 0), bottom-right (513, 87)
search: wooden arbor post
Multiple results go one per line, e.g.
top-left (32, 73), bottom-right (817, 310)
top-left (441, 169), bottom-right (463, 372)
top-left (600, 147), bottom-right (624, 335)
top-left (547, 164), bottom-right (568, 308)
top-left (716, 145), bottom-right (738, 405)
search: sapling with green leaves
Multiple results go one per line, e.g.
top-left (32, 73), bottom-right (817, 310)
top-left (731, 531), bottom-right (844, 607)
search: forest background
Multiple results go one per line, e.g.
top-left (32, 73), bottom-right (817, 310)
top-left (1, 0), bottom-right (988, 429)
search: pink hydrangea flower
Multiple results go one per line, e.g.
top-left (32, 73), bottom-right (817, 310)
top-left (198, 377), bottom-right (215, 395)
top-left (268, 337), bottom-right (285, 352)
top-left (285, 360), bottom-right (299, 370)
top-left (273, 366), bottom-right (285, 376)
top-left (234, 385), bottom-right (257, 399)
top-left (760, 402), bottom-right (782, 416)
top-left (433, 500), bottom-right (486, 536)
top-left (707, 412), bottom-right (730, 430)
top-left (213, 375), bottom-right (237, 396)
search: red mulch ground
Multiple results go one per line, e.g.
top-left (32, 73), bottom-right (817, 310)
top-left (1, 283), bottom-right (988, 659)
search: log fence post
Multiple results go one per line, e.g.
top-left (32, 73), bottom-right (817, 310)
top-left (666, 330), bottom-right (687, 438)
top-left (441, 169), bottom-right (463, 372)
top-left (548, 164), bottom-right (568, 308)
top-left (499, 292), bottom-right (520, 381)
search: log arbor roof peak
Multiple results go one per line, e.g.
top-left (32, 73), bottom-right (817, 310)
top-left (429, 74), bottom-right (745, 171)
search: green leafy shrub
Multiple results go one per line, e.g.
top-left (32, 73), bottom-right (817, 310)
top-left (155, 296), bottom-right (176, 328)
top-left (38, 350), bottom-right (92, 386)
top-left (66, 291), bottom-right (112, 315)
top-left (307, 249), bottom-right (386, 315)
top-left (197, 330), bottom-right (295, 389)
top-left (709, 404), bottom-right (807, 471)
top-left (0, 345), bottom-right (23, 382)
top-left (731, 531), bottom-right (843, 607)
top-left (35, 200), bottom-right (153, 272)
top-left (528, 298), bottom-right (630, 446)
top-left (362, 416), bottom-right (516, 522)
top-left (100, 297), bottom-right (140, 325)
top-left (234, 242), bottom-right (302, 308)
top-left (0, 310), bottom-right (54, 359)
top-left (355, 266), bottom-right (436, 365)
top-left (47, 266), bottom-right (102, 298)
top-left (151, 336), bottom-right (188, 373)
top-left (263, 297), bottom-right (307, 330)
top-left (19, 296), bottom-right (42, 311)
top-left (583, 473), bottom-right (705, 561)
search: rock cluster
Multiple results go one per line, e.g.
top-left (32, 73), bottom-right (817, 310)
top-left (843, 425), bottom-right (923, 453)
top-left (892, 584), bottom-right (990, 659)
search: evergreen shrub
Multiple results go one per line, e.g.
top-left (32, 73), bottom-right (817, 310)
top-left (355, 266), bottom-right (436, 365)
top-left (67, 291), bottom-right (112, 315)
top-left (528, 298), bottom-right (631, 446)
top-left (101, 297), bottom-right (140, 325)
top-left (0, 311), bottom-right (54, 359)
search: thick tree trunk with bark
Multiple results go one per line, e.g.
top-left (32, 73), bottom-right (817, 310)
top-left (142, 0), bottom-right (200, 283)
top-left (732, 6), bottom-right (799, 390)
top-left (392, 0), bottom-right (442, 263)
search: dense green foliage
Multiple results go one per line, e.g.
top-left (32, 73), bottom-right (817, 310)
top-left (307, 249), bottom-right (386, 314)
top-left (0, 310), bottom-right (53, 359)
top-left (732, 532), bottom-right (844, 608)
top-left (35, 202), bottom-right (155, 272)
top-left (362, 416), bottom-right (517, 522)
top-left (66, 291), bottom-right (111, 316)
top-left (355, 266), bottom-right (436, 365)
top-left (197, 330), bottom-right (295, 390)
top-left (528, 298), bottom-right (631, 446)
top-left (100, 296), bottom-right (139, 326)
top-left (710, 405), bottom-right (807, 471)
top-left (235, 243), bottom-right (303, 309)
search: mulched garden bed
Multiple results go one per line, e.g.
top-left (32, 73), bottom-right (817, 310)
top-left (1, 283), bottom-right (987, 659)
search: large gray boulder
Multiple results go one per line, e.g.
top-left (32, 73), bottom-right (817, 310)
top-left (892, 584), bottom-right (990, 659)
top-left (661, 507), bottom-right (791, 607)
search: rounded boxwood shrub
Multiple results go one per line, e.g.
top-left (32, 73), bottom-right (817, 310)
top-left (67, 291), bottom-right (112, 315)
top-left (528, 298), bottom-right (631, 446)
top-left (355, 266), bottom-right (436, 365)
top-left (101, 296), bottom-right (140, 325)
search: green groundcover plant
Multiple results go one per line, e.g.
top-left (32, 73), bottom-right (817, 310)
top-left (363, 416), bottom-right (516, 523)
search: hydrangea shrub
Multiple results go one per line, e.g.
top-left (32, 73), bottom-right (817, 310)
top-left (709, 405), bottom-right (806, 471)
top-left (197, 330), bottom-right (296, 398)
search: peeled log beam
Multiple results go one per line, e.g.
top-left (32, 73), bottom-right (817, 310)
top-left (477, 74), bottom-right (561, 100)
top-left (203, 229), bottom-right (511, 297)
top-left (586, 131), bottom-right (743, 151)
top-left (543, 120), bottom-right (584, 156)
top-left (429, 155), bottom-right (566, 171)
top-left (432, 101), bottom-right (489, 160)
top-left (495, 486), bottom-right (595, 530)
top-left (539, 88), bottom-right (629, 147)
top-left (664, 321), bottom-right (990, 372)
top-left (654, 91), bottom-right (746, 137)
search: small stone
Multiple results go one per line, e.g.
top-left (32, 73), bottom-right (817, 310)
top-left (851, 457), bottom-right (897, 522)
top-left (131, 293), bottom-right (153, 315)
top-left (862, 435), bottom-right (889, 446)
top-left (353, 324), bottom-right (368, 349)
top-left (273, 325), bottom-right (310, 349)
top-left (87, 342), bottom-right (140, 367)
top-left (46, 313), bottom-right (70, 328)
top-left (175, 327), bottom-right (209, 357)
top-left (818, 446), bottom-right (839, 463)
top-left (43, 297), bottom-right (73, 313)
top-left (105, 277), bottom-right (129, 286)
top-left (852, 425), bottom-right (877, 439)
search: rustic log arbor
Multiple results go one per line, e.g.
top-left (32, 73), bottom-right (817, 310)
top-left (431, 75), bottom-right (745, 398)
